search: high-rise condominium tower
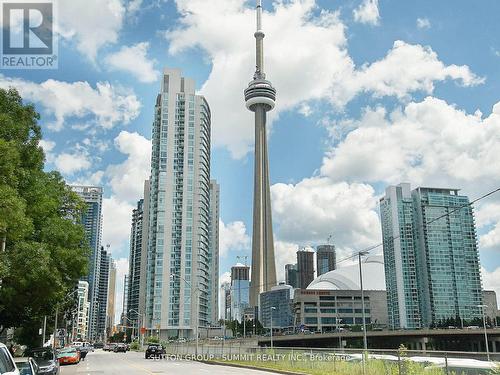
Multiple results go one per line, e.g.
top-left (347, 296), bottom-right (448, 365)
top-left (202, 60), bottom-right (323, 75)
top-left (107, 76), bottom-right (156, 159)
top-left (106, 260), bottom-right (117, 338)
top-left (128, 197), bottom-right (145, 329)
top-left (380, 183), bottom-right (483, 329)
top-left (297, 249), bottom-right (314, 289)
top-left (71, 185), bottom-right (103, 341)
top-left (244, 0), bottom-right (277, 307)
top-left (208, 180), bottom-right (220, 324)
top-left (316, 245), bottom-right (336, 276)
top-left (145, 68), bottom-right (213, 339)
top-left (97, 246), bottom-right (110, 341)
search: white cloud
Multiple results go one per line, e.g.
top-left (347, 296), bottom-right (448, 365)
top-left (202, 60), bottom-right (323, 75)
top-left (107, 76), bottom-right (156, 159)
top-left (58, 0), bottom-right (126, 62)
top-left (39, 140), bottom-right (56, 153)
top-left (416, 17), bottom-right (431, 29)
top-left (353, 0), bottom-right (380, 26)
top-left (166, 1), bottom-right (481, 159)
top-left (106, 131), bottom-right (151, 202)
top-left (347, 41), bottom-right (484, 101)
top-left (104, 42), bottom-right (160, 83)
top-left (102, 196), bottom-right (135, 252)
top-left (219, 219), bottom-right (250, 257)
top-left (271, 177), bottom-right (381, 255)
top-left (54, 151), bottom-right (91, 175)
top-left (321, 97), bottom-right (500, 189)
top-left (0, 75), bottom-right (141, 131)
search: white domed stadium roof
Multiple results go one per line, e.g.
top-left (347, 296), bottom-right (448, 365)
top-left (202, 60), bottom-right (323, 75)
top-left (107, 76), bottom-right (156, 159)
top-left (307, 255), bottom-right (386, 291)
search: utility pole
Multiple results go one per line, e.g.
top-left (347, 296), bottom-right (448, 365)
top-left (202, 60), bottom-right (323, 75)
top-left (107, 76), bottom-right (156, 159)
top-left (358, 251), bottom-right (369, 375)
top-left (53, 308), bottom-right (58, 349)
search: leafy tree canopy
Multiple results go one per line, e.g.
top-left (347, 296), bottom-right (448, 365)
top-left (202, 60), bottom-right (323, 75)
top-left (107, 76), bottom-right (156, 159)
top-left (0, 88), bottom-right (89, 343)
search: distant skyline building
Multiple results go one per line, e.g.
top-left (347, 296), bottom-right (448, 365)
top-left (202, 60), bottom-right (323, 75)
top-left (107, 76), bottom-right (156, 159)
top-left (245, 0), bottom-right (278, 307)
top-left (121, 275), bottom-right (129, 327)
top-left (144, 68), bottom-right (214, 339)
top-left (316, 245), bottom-right (336, 276)
top-left (106, 259), bottom-right (116, 337)
top-left (297, 249), bottom-right (315, 289)
top-left (74, 281), bottom-right (90, 340)
top-left (208, 180), bottom-right (220, 325)
top-left (380, 183), bottom-right (483, 329)
top-left (71, 185), bottom-right (103, 341)
top-left (128, 198), bottom-right (145, 329)
top-left (285, 264), bottom-right (298, 288)
top-left (97, 246), bottom-right (110, 341)
top-left (231, 263), bottom-right (250, 322)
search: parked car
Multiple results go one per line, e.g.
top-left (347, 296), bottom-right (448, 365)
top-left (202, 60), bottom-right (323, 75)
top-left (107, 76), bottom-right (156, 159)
top-left (56, 348), bottom-right (80, 365)
top-left (103, 344), bottom-right (116, 352)
top-left (93, 343), bottom-right (104, 349)
top-left (113, 344), bottom-right (127, 353)
top-left (145, 345), bottom-right (165, 359)
top-left (26, 348), bottom-right (59, 375)
top-left (13, 358), bottom-right (38, 375)
top-left (0, 343), bottom-right (19, 375)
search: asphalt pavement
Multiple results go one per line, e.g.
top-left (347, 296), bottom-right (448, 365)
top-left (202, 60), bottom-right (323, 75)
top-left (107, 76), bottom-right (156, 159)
top-left (60, 349), bottom-right (277, 375)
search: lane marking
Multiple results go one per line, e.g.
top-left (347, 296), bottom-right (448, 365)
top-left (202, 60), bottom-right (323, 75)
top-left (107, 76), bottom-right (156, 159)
top-left (123, 358), bottom-right (155, 375)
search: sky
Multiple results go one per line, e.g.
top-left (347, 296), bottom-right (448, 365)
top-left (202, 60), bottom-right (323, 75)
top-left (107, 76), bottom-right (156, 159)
top-left (2, 0), bottom-right (500, 323)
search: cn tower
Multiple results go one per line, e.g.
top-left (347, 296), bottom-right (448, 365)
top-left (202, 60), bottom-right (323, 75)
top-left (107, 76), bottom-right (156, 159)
top-left (244, 0), bottom-right (277, 307)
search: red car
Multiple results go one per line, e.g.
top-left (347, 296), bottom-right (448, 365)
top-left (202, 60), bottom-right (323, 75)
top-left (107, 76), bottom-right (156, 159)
top-left (57, 348), bottom-right (80, 365)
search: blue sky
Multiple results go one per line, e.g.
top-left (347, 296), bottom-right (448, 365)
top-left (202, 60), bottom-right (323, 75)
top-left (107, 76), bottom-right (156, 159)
top-left (2, 0), bottom-right (500, 319)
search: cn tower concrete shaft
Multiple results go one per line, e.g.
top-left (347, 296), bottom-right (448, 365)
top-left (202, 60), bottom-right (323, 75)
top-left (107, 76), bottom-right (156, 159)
top-left (244, 0), bottom-right (277, 308)
top-left (250, 105), bottom-right (277, 307)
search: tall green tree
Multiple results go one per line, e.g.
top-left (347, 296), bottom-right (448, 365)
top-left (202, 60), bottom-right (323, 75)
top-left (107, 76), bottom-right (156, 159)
top-left (0, 88), bottom-right (89, 342)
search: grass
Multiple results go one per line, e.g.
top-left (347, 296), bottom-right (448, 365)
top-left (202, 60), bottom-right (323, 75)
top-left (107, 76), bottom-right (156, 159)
top-left (210, 356), bottom-right (447, 375)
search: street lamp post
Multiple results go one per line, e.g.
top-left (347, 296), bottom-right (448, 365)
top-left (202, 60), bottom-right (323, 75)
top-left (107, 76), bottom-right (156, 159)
top-left (477, 304), bottom-right (490, 361)
top-left (358, 251), bottom-right (369, 375)
top-left (128, 309), bottom-right (142, 342)
top-left (336, 316), bottom-right (342, 350)
top-left (358, 251), bottom-right (368, 351)
top-left (171, 273), bottom-right (200, 356)
top-left (270, 307), bottom-right (276, 349)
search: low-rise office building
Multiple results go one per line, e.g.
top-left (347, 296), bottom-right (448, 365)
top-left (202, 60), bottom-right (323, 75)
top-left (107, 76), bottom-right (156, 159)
top-left (260, 284), bottom-right (294, 329)
top-left (295, 256), bottom-right (388, 332)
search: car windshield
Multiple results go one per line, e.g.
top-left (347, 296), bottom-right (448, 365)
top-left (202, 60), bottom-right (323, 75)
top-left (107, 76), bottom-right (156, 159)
top-left (29, 351), bottom-right (53, 361)
top-left (57, 349), bottom-right (76, 357)
top-left (16, 362), bottom-right (32, 375)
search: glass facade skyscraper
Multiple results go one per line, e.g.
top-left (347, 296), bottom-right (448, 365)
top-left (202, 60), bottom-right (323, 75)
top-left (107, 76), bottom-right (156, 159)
top-left (128, 198), bottom-right (145, 329)
top-left (380, 183), bottom-right (483, 329)
top-left (145, 68), bottom-right (214, 338)
top-left (316, 245), bottom-right (336, 276)
top-left (71, 185), bottom-right (103, 341)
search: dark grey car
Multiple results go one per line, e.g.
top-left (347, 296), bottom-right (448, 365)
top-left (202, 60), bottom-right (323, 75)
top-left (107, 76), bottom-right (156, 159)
top-left (27, 348), bottom-right (59, 375)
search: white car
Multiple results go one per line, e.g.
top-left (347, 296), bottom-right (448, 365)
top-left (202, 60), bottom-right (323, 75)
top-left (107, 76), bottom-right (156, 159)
top-left (0, 343), bottom-right (19, 375)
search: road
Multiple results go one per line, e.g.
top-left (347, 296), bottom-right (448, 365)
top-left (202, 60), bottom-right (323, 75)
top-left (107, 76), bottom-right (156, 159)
top-left (60, 350), bottom-right (276, 375)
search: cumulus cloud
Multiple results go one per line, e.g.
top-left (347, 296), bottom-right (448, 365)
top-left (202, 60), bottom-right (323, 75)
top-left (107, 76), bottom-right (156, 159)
top-left (353, 0), bottom-right (380, 26)
top-left (275, 241), bottom-right (300, 282)
top-left (321, 97), bottom-right (500, 190)
top-left (104, 42), bottom-right (160, 83)
top-left (58, 0), bottom-right (126, 62)
top-left (102, 196), bottom-right (136, 252)
top-left (165, 0), bottom-right (481, 158)
top-left (348, 41), bottom-right (483, 100)
top-left (54, 151), bottom-right (91, 175)
top-left (0, 75), bottom-right (141, 131)
top-left (106, 131), bottom-right (151, 202)
top-left (416, 17), bottom-right (431, 29)
top-left (271, 177), bottom-right (381, 257)
top-left (219, 219), bottom-right (251, 257)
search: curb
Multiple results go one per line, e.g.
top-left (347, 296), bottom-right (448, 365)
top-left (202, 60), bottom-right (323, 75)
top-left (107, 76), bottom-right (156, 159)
top-left (200, 360), bottom-right (308, 375)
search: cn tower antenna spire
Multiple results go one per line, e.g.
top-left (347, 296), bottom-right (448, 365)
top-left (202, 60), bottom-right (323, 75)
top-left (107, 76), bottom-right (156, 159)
top-left (254, 0), bottom-right (265, 80)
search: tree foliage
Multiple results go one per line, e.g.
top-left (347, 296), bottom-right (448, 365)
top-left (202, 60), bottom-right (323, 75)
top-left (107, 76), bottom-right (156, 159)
top-left (0, 88), bottom-right (89, 343)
